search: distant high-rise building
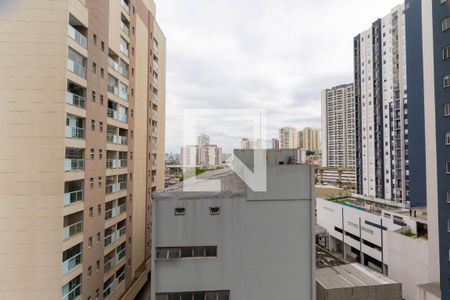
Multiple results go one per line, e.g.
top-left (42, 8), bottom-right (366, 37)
top-left (279, 127), bottom-right (298, 149)
top-left (240, 138), bottom-right (260, 149)
top-left (302, 127), bottom-right (320, 152)
top-left (297, 131), bottom-right (304, 148)
top-left (181, 145), bottom-right (199, 166)
top-left (0, 0), bottom-right (166, 298)
top-left (198, 133), bottom-right (210, 146)
top-left (272, 138), bottom-right (280, 150)
top-left (321, 84), bottom-right (356, 168)
top-left (198, 145), bottom-right (222, 166)
top-left (354, 4), bottom-right (408, 203)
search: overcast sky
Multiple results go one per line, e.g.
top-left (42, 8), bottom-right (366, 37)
top-left (155, 0), bottom-right (402, 153)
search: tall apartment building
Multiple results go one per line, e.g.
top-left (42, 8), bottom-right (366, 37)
top-left (302, 127), bottom-right (320, 152)
top-left (279, 127), bottom-right (298, 149)
top-left (272, 138), bottom-right (280, 150)
top-left (180, 145), bottom-right (198, 167)
top-left (321, 84), bottom-right (356, 168)
top-left (297, 130), bottom-right (304, 148)
top-left (406, 0), bottom-right (450, 298)
top-left (0, 0), bottom-right (165, 299)
top-left (354, 4), bottom-right (409, 204)
top-left (198, 144), bottom-right (222, 166)
top-left (197, 133), bottom-right (210, 147)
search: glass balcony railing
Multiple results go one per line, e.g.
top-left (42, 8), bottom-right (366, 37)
top-left (66, 126), bottom-right (84, 139)
top-left (68, 25), bottom-right (88, 48)
top-left (117, 203), bottom-right (127, 214)
top-left (118, 113), bottom-right (128, 123)
top-left (61, 282), bottom-right (81, 300)
top-left (118, 181), bottom-right (127, 191)
top-left (106, 183), bottom-right (118, 194)
top-left (116, 248), bottom-right (126, 262)
top-left (108, 85), bottom-right (118, 96)
top-left (66, 92), bottom-right (86, 109)
top-left (61, 252), bottom-right (82, 274)
top-left (117, 226), bottom-right (126, 238)
top-left (105, 207), bottom-right (116, 220)
top-left (64, 190), bottom-right (83, 206)
top-left (67, 59), bottom-right (86, 78)
top-left (108, 57), bottom-right (119, 72)
top-left (104, 256), bottom-right (115, 273)
top-left (106, 159), bottom-right (118, 169)
top-left (108, 108), bottom-right (118, 120)
top-left (104, 232), bottom-right (116, 247)
top-left (120, 22), bottom-right (129, 36)
top-left (65, 159), bottom-right (84, 172)
top-left (103, 280), bottom-right (115, 299)
top-left (118, 136), bottom-right (127, 145)
top-left (120, 0), bottom-right (129, 13)
top-left (119, 159), bottom-right (127, 168)
top-left (63, 221), bottom-right (83, 240)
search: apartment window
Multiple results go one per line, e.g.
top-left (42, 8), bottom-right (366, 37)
top-left (98, 176), bottom-right (102, 187)
top-left (445, 75), bottom-right (450, 88)
top-left (101, 41), bottom-right (105, 51)
top-left (96, 289), bottom-right (99, 298)
top-left (97, 204), bottom-right (101, 215)
top-left (447, 190), bottom-right (450, 203)
top-left (175, 207), bottom-right (185, 215)
top-left (99, 122), bottom-right (104, 132)
top-left (156, 291), bottom-right (229, 300)
top-left (99, 149), bottom-right (103, 159)
top-left (97, 232), bottom-right (101, 243)
top-left (156, 246), bottom-right (218, 259)
top-left (447, 161), bottom-right (450, 174)
top-left (445, 103), bottom-right (450, 116)
top-left (101, 67), bottom-right (104, 78)
top-left (444, 46), bottom-right (450, 60)
top-left (92, 91), bottom-right (96, 102)
top-left (93, 33), bottom-right (97, 45)
top-left (89, 207), bottom-right (93, 217)
top-left (91, 120), bottom-right (95, 130)
top-left (88, 237), bottom-right (93, 248)
top-left (443, 17), bottom-right (450, 31)
top-left (90, 148), bottom-right (95, 160)
top-left (87, 266), bottom-right (92, 277)
top-left (96, 259), bottom-right (100, 270)
top-left (92, 62), bottom-right (97, 73)
top-left (90, 178), bottom-right (94, 188)
top-left (446, 133), bottom-right (450, 145)
top-left (100, 95), bottom-right (104, 105)
top-left (120, 37), bottom-right (129, 56)
top-left (210, 207), bottom-right (220, 215)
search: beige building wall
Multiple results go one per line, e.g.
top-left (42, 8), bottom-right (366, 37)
top-left (302, 127), bottom-right (320, 152)
top-left (0, 0), bottom-right (165, 299)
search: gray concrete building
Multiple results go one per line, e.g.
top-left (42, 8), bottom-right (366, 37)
top-left (151, 150), bottom-right (316, 300)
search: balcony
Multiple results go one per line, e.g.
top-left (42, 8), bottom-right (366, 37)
top-left (61, 244), bottom-right (82, 274)
top-left (120, 0), bottom-right (129, 14)
top-left (116, 246), bottom-right (126, 262)
top-left (104, 251), bottom-right (115, 273)
top-left (67, 58), bottom-right (86, 79)
top-left (66, 114), bottom-right (85, 139)
top-left (64, 180), bottom-right (83, 206)
top-left (104, 228), bottom-right (117, 247)
top-left (63, 220), bottom-right (83, 240)
top-left (61, 275), bottom-right (81, 300)
top-left (108, 56), bottom-right (120, 72)
top-left (66, 92), bottom-right (85, 109)
top-left (68, 24), bottom-right (87, 48)
top-left (120, 21), bottom-right (129, 36)
top-left (65, 159), bottom-right (84, 172)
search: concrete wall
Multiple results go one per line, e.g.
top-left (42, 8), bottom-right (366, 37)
top-left (386, 230), bottom-right (430, 300)
top-left (152, 164), bottom-right (315, 300)
top-left (317, 283), bottom-right (402, 300)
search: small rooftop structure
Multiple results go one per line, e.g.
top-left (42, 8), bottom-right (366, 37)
top-left (316, 263), bottom-right (402, 300)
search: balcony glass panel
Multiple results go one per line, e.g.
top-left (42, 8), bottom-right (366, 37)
top-left (120, 0), bottom-right (129, 13)
top-left (66, 92), bottom-right (85, 109)
top-left (68, 24), bottom-right (87, 48)
top-left (108, 56), bottom-right (119, 72)
top-left (62, 244), bottom-right (82, 274)
top-left (65, 114), bottom-right (85, 139)
top-left (120, 37), bottom-right (129, 57)
top-left (108, 75), bottom-right (119, 96)
top-left (61, 275), bottom-right (81, 300)
top-left (119, 82), bottom-right (128, 101)
top-left (68, 48), bottom-right (86, 78)
top-left (63, 221), bottom-right (83, 240)
top-left (64, 180), bottom-right (84, 206)
top-left (65, 148), bottom-right (84, 172)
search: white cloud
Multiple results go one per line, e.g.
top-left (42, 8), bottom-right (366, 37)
top-left (155, 0), bottom-right (403, 153)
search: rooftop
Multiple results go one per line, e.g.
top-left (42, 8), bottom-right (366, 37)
top-left (316, 263), bottom-right (399, 290)
top-left (417, 282), bottom-right (440, 298)
top-left (324, 195), bottom-right (404, 214)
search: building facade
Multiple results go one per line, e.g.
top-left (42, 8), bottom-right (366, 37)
top-left (197, 133), bottom-right (210, 147)
top-left (271, 138), bottom-right (280, 150)
top-left (151, 150), bottom-right (316, 300)
top-left (321, 84), bottom-right (356, 168)
top-left (354, 4), bottom-right (409, 204)
top-left (302, 127), bottom-right (320, 152)
top-left (0, 0), bottom-right (165, 299)
top-left (298, 130), bottom-right (304, 148)
top-left (279, 127), bottom-right (298, 149)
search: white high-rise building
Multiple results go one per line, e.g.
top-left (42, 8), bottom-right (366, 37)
top-left (354, 4), bottom-right (408, 203)
top-left (302, 127), bottom-right (320, 152)
top-left (198, 133), bottom-right (210, 146)
top-left (321, 84), bottom-right (355, 168)
top-left (279, 127), bottom-right (298, 149)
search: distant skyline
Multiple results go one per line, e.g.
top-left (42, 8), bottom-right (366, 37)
top-left (156, 0), bottom-right (403, 153)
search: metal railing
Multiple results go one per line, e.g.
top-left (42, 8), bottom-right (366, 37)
top-left (66, 92), bottom-right (86, 108)
top-left (108, 85), bottom-right (118, 96)
top-left (104, 256), bottom-right (115, 273)
top-left (108, 108), bottom-right (118, 120)
top-left (108, 57), bottom-right (119, 72)
top-left (120, 22), bottom-right (129, 36)
top-left (64, 159), bottom-right (84, 172)
top-left (61, 282), bottom-right (81, 300)
top-left (67, 59), bottom-right (86, 78)
top-left (64, 190), bottom-right (83, 206)
top-left (61, 252), bottom-right (82, 274)
top-left (63, 221), bottom-right (83, 240)
top-left (104, 232), bottom-right (116, 247)
top-left (68, 25), bottom-right (88, 48)
top-left (106, 159), bottom-right (118, 169)
top-left (66, 126), bottom-right (84, 139)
